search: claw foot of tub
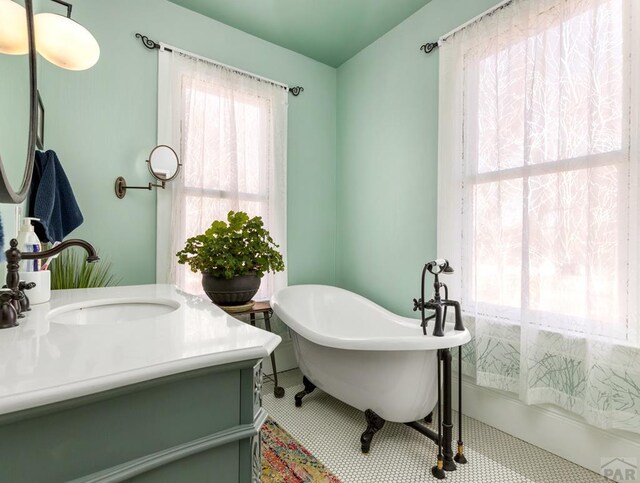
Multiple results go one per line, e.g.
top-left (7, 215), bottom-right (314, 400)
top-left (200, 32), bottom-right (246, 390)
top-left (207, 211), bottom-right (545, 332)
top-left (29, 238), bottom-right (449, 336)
top-left (294, 376), bottom-right (316, 407)
top-left (360, 409), bottom-right (385, 454)
top-left (425, 411), bottom-right (433, 424)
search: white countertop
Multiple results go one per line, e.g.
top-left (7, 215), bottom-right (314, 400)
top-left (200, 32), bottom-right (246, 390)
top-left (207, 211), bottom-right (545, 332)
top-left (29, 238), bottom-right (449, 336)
top-left (0, 284), bottom-right (281, 416)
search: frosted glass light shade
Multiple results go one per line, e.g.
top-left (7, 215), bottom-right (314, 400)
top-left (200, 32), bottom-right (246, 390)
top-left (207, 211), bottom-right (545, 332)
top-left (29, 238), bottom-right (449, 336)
top-left (34, 12), bottom-right (99, 70)
top-left (0, 0), bottom-right (28, 55)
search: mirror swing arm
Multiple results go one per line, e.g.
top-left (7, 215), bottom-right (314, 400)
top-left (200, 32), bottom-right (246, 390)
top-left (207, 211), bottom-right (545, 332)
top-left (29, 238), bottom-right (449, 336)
top-left (115, 144), bottom-right (181, 199)
top-left (115, 175), bottom-right (167, 198)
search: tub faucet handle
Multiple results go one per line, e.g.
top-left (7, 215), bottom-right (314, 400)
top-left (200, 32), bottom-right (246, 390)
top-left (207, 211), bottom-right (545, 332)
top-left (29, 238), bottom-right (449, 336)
top-left (413, 298), bottom-right (423, 311)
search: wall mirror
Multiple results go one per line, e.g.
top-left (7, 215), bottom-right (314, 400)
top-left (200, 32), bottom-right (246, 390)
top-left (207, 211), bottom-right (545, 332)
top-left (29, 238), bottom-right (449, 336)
top-left (0, 0), bottom-right (38, 204)
top-left (148, 145), bottom-right (180, 181)
top-left (115, 145), bottom-right (181, 199)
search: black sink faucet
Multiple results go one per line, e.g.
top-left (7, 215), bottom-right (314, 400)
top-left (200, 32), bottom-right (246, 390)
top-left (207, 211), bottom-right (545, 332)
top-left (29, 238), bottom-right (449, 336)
top-left (0, 238), bottom-right (100, 329)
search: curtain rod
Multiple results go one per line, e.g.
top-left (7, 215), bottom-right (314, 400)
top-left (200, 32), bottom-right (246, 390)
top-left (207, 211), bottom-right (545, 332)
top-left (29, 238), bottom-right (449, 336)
top-left (419, 0), bottom-right (513, 54)
top-left (135, 33), bottom-right (304, 96)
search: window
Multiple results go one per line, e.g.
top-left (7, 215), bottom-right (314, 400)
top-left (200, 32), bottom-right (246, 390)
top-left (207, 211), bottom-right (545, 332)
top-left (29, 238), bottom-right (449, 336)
top-left (467, 0), bottom-right (626, 336)
top-left (158, 50), bottom-right (288, 301)
top-left (437, 0), bottom-right (640, 432)
top-left (179, 78), bottom-right (274, 298)
top-left (437, 0), bottom-right (633, 340)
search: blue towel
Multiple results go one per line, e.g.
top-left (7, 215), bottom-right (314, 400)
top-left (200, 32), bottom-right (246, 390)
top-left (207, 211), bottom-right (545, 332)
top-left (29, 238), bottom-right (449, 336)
top-left (28, 150), bottom-right (83, 243)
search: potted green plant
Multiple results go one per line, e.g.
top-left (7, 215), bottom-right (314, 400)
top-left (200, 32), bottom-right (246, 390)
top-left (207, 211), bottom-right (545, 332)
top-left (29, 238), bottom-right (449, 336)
top-left (50, 249), bottom-right (120, 289)
top-left (176, 210), bottom-right (284, 307)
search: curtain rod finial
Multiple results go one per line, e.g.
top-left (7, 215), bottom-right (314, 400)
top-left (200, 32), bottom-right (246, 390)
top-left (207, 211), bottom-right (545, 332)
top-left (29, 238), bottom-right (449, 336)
top-left (420, 42), bottom-right (439, 54)
top-left (135, 33), bottom-right (160, 50)
top-left (289, 86), bottom-right (304, 96)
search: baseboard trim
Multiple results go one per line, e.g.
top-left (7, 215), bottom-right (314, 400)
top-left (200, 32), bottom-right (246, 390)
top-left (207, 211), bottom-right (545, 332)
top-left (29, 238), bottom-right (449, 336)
top-left (262, 339), bottom-right (297, 376)
top-left (73, 409), bottom-right (268, 483)
top-left (453, 375), bottom-right (640, 474)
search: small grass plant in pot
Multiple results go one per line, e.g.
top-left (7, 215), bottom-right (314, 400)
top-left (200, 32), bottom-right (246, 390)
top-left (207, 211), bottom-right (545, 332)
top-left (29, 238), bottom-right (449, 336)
top-left (176, 211), bottom-right (284, 308)
top-left (50, 248), bottom-right (120, 289)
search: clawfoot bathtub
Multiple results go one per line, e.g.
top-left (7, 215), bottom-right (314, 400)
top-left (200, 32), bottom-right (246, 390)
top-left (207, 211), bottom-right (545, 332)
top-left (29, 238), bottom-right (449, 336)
top-left (271, 284), bottom-right (470, 455)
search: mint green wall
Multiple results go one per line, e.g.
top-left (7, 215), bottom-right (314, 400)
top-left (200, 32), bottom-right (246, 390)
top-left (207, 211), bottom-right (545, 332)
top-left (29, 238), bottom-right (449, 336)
top-left (4, 0), bottom-right (509, 294)
top-left (336, 0), bottom-right (499, 315)
top-left (35, 0), bottom-right (336, 286)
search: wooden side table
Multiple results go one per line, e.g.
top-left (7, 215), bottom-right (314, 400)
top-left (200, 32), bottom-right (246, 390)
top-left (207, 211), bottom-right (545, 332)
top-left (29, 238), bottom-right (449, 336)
top-left (223, 301), bottom-right (285, 398)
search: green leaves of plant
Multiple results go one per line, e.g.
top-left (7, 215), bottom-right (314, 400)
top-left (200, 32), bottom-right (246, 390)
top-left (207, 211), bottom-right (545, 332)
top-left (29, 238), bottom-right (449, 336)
top-left (176, 210), bottom-right (285, 280)
top-left (50, 248), bottom-right (120, 289)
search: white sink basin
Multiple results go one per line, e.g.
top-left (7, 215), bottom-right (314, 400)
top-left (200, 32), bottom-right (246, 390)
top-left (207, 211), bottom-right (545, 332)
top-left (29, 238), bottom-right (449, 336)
top-left (47, 298), bottom-right (181, 326)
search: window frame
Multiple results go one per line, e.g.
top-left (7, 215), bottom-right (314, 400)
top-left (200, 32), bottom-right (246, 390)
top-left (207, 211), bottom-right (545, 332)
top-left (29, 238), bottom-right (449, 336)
top-left (176, 74), bottom-right (277, 300)
top-left (459, 0), bottom-right (630, 340)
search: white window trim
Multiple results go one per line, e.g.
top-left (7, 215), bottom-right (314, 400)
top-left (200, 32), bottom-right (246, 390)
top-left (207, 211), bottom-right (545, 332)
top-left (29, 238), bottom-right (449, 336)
top-left (156, 54), bottom-right (174, 283)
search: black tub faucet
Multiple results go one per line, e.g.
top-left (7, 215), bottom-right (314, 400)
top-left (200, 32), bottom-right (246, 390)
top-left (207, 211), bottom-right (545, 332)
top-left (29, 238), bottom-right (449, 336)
top-left (0, 238), bottom-right (100, 329)
top-left (412, 259), bottom-right (464, 337)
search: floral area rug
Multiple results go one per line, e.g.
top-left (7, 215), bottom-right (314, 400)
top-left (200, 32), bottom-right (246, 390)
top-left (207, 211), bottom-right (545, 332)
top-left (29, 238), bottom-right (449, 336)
top-left (262, 417), bottom-right (342, 483)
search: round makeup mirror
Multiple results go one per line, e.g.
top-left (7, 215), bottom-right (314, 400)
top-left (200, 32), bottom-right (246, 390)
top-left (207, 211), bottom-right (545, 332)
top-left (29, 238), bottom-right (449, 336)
top-left (147, 145), bottom-right (180, 182)
top-left (0, 0), bottom-right (38, 204)
top-left (114, 144), bottom-right (181, 199)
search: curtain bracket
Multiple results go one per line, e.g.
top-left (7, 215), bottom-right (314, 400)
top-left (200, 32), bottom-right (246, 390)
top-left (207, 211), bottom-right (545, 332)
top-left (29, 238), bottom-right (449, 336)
top-left (420, 42), bottom-right (439, 54)
top-left (135, 33), bottom-right (162, 51)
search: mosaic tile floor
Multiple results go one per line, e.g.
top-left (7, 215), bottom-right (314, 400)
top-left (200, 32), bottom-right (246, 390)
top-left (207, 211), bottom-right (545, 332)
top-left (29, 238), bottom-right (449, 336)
top-left (263, 369), bottom-right (608, 483)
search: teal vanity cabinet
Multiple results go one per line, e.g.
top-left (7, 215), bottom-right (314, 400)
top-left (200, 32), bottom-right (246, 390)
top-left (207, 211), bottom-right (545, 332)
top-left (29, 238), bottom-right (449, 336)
top-left (0, 285), bottom-right (280, 483)
top-left (0, 361), bottom-right (265, 482)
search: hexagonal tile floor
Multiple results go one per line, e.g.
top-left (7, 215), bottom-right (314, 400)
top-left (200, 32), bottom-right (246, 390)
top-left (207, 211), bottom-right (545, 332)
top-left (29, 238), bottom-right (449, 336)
top-left (263, 369), bottom-right (607, 483)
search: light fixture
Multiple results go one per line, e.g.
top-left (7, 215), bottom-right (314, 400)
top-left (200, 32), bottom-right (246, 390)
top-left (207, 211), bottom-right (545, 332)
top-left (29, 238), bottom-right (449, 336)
top-left (34, 0), bottom-right (99, 71)
top-left (0, 0), bottom-right (28, 55)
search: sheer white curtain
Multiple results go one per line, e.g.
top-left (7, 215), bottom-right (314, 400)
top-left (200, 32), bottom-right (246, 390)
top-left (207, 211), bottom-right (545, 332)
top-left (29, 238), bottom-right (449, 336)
top-left (438, 0), bottom-right (640, 432)
top-left (161, 50), bottom-right (288, 301)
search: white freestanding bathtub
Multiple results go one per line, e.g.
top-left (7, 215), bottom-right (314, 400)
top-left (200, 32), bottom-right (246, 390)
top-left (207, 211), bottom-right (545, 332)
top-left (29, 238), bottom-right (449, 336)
top-left (271, 284), bottom-right (471, 424)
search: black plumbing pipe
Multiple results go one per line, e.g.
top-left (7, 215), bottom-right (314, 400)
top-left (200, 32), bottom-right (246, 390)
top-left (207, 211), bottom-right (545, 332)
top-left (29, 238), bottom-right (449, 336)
top-left (427, 271), bottom-right (445, 337)
top-left (441, 348), bottom-right (456, 471)
top-left (454, 346), bottom-right (467, 464)
top-left (420, 263), bottom-right (429, 335)
top-left (458, 346), bottom-right (463, 443)
top-left (405, 421), bottom-right (440, 444)
top-left (432, 349), bottom-right (446, 479)
top-left (442, 283), bottom-right (448, 324)
top-left (424, 313), bottom-right (436, 324)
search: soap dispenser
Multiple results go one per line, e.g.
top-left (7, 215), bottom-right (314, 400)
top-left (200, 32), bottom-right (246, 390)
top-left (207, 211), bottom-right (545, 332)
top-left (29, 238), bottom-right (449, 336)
top-left (16, 217), bottom-right (41, 272)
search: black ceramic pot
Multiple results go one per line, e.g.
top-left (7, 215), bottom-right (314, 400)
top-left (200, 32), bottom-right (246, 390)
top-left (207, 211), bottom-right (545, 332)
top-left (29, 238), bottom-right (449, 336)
top-left (201, 273), bottom-right (261, 306)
